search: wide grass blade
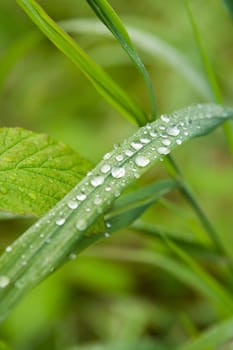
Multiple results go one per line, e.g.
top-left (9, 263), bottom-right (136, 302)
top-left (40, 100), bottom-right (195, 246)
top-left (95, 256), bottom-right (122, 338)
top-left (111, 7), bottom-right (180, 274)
top-left (61, 18), bottom-right (211, 100)
top-left (86, 0), bottom-right (157, 118)
top-left (16, 0), bottom-right (146, 126)
top-left (179, 315), bottom-right (233, 350)
top-left (0, 103), bottom-right (232, 320)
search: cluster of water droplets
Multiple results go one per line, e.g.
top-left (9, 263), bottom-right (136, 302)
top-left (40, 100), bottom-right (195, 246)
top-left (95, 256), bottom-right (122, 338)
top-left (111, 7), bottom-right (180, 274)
top-left (1, 104), bottom-right (231, 292)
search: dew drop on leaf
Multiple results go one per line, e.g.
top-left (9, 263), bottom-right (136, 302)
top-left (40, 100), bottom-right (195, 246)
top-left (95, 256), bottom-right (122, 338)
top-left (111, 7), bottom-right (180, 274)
top-left (116, 154), bottom-right (124, 161)
top-left (0, 276), bottom-right (10, 288)
top-left (5, 246), bottom-right (12, 253)
top-left (167, 126), bottom-right (180, 136)
top-left (125, 149), bottom-right (133, 157)
top-left (76, 193), bottom-right (87, 201)
top-left (76, 219), bottom-right (87, 231)
top-left (90, 176), bottom-right (104, 187)
top-left (157, 146), bottom-right (170, 155)
top-left (135, 155), bottom-right (150, 167)
top-left (111, 167), bottom-right (126, 178)
top-left (56, 218), bottom-right (66, 226)
top-left (131, 142), bottom-right (143, 150)
top-left (67, 200), bottom-right (78, 209)
top-left (101, 164), bottom-right (111, 174)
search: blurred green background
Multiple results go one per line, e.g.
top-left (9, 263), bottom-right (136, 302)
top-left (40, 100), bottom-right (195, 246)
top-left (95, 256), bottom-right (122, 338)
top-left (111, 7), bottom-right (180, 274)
top-left (0, 1), bottom-right (233, 349)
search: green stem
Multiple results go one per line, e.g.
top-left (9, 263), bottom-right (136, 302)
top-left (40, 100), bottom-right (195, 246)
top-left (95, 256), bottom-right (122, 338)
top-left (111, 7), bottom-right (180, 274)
top-left (165, 155), bottom-right (222, 252)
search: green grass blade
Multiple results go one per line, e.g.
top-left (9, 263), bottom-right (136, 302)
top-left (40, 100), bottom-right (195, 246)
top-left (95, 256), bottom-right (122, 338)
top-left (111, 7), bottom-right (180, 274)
top-left (0, 103), bottom-right (232, 320)
top-left (179, 316), bottom-right (233, 350)
top-left (0, 127), bottom-right (92, 216)
top-left (184, 0), bottom-right (233, 155)
top-left (16, 0), bottom-right (147, 126)
top-left (86, 247), bottom-right (233, 316)
top-left (223, 0), bottom-right (233, 18)
top-left (61, 18), bottom-right (211, 100)
top-left (86, 0), bottom-right (157, 118)
top-left (106, 179), bottom-right (178, 231)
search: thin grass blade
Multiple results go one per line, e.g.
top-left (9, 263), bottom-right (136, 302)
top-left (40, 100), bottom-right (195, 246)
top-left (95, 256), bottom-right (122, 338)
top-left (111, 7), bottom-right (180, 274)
top-left (16, 0), bottom-right (146, 126)
top-left (86, 0), bottom-right (157, 118)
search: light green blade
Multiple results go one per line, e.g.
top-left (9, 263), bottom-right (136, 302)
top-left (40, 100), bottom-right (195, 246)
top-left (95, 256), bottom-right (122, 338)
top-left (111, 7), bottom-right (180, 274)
top-left (0, 103), bottom-right (232, 320)
top-left (16, 0), bottom-right (146, 126)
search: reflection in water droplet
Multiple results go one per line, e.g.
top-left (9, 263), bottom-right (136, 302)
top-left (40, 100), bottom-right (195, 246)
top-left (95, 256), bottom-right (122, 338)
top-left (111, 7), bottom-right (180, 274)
top-left (76, 193), bottom-right (87, 201)
top-left (91, 176), bottom-right (104, 187)
top-left (135, 156), bottom-right (150, 167)
top-left (111, 167), bottom-right (126, 178)
top-left (67, 200), bottom-right (78, 209)
top-left (116, 154), bottom-right (123, 161)
top-left (167, 126), bottom-right (180, 136)
top-left (6, 246), bottom-right (12, 253)
top-left (161, 114), bottom-right (170, 123)
top-left (125, 149), bottom-right (133, 157)
top-left (76, 219), bottom-right (87, 231)
top-left (0, 275), bottom-right (10, 288)
top-left (157, 146), bottom-right (170, 155)
top-left (101, 164), bottom-right (111, 174)
top-left (162, 139), bottom-right (171, 146)
top-left (131, 142), bottom-right (143, 150)
top-left (140, 138), bottom-right (150, 144)
top-left (56, 218), bottom-right (65, 226)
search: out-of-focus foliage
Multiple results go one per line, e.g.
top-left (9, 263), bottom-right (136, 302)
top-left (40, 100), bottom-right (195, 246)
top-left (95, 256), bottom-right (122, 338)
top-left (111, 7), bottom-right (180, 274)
top-left (0, 0), bottom-right (233, 349)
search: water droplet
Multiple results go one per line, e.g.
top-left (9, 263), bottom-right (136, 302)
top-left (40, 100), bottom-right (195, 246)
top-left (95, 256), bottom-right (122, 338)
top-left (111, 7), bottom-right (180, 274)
top-left (104, 232), bottom-right (110, 238)
top-left (150, 130), bottom-right (157, 137)
top-left (184, 131), bottom-right (189, 136)
top-left (103, 152), bottom-right (112, 160)
top-left (68, 200), bottom-right (78, 209)
top-left (0, 275), bottom-right (10, 288)
top-left (157, 146), bottom-right (170, 155)
top-left (159, 126), bottom-right (165, 130)
top-left (167, 126), bottom-right (180, 136)
top-left (162, 139), bottom-right (171, 146)
top-left (91, 176), bottom-right (104, 187)
top-left (176, 139), bottom-right (182, 145)
top-left (106, 222), bottom-right (111, 228)
top-left (94, 197), bottom-right (102, 205)
top-left (125, 149), bottom-right (133, 157)
top-left (135, 156), bottom-right (150, 167)
top-left (161, 114), bottom-right (170, 123)
top-left (76, 193), bottom-right (87, 201)
top-left (131, 142), bottom-right (143, 150)
top-left (116, 154), bottom-right (123, 161)
top-left (111, 167), bottom-right (126, 178)
top-left (146, 123), bottom-right (152, 129)
top-left (69, 253), bottom-right (77, 260)
top-left (105, 186), bottom-right (112, 192)
top-left (6, 246), bottom-right (12, 253)
top-left (140, 138), bottom-right (150, 144)
top-left (56, 217), bottom-right (66, 226)
top-left (86, 208), bottom-right (91, 212)
top-left (101, 164), bottom-right (111, 174)
top-left (40, 233), bottom-right (45, 238)
top-left (76, 219), bottom-right (87, 231)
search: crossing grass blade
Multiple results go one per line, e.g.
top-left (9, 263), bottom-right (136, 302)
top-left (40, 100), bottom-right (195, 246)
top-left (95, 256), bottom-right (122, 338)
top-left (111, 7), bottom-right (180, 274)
top-left (179, 315), bottom-right (233, 350)
top-left (0, 103), bottom-right (232, 321)
top-left (61, 18), bottom-right (211, 100)
top-left (223, 0), bottom-right (233, 17)
top-left (16, 0), bottom-right (147, 126)
top-left (86, 0), bottom-right (157, 118)
top-left (106, 179), bottom-right (178, 232)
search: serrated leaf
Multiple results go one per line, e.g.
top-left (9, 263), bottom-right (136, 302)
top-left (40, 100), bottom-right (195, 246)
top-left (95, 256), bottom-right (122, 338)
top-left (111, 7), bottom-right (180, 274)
top-left (0, 128), bottom-right (92, 216)
top-left (0, 103), bottom-right (232, 320)
top-left (16, 0), bottom-right (147, 126)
